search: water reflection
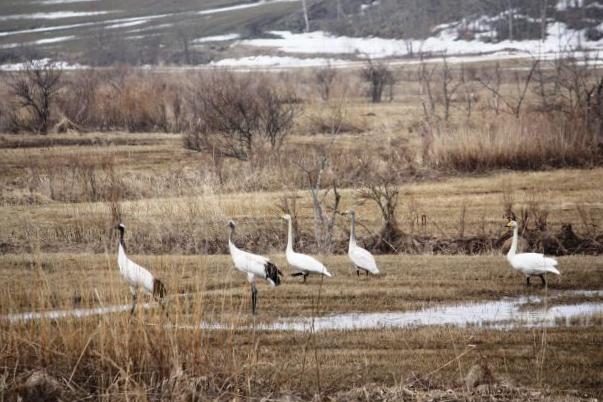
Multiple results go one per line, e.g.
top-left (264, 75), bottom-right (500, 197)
top-left (3, 290), bottom-right (602, 332)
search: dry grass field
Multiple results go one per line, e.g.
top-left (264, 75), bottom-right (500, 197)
top-left (1, 58), bottom-right (602, 400)
top-left (1, 253), bottom-right (602, 400)
top-left (1, 133), bottom-right (602, 400)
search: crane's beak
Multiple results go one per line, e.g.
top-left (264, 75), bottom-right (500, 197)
top-left (506, 222), bottom-right (513, 228)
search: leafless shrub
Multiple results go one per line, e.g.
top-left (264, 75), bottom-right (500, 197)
top-left (6, 60), bottom-right (62, 133)
top-left (293, 147), bottom-right (341, 254)
top-left (56, 70), bottom-right (100, 129)
top-left (30, 154), bottom-right (129, 203)
top-left (314, 64), bottom-right (338, 101)
top-left (546, 55), bottom-right (603, 146)
top-left (356, 146), bottom-right (413, 252)
top-left (477, 59), bottom-right (539, 118)
top-left (185, 72), bottom-right (297, 161)
top-left (361, 60), bottom-right (396, 103)
top-left (439, 55), bottom-right (464, 121)
top-left (304, 88), bottom-right (366, 135)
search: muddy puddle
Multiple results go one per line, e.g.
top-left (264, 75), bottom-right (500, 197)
top-left (3, 290), bottom-right (602, 332)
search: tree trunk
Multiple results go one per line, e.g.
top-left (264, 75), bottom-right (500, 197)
top-left (301, 0), bottom-right (310, 32)
top-left (540, 0), bottom-right (548, 42)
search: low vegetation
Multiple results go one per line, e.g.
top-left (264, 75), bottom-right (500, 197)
top-left (1, 56), bottom-right (601, 175)
top-left (1, 55), bottom-right (602, 401)
top-left (1, 254), bottom-right (602, 400)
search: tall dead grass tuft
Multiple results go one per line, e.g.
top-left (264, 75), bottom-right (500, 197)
top-left (430, 114), bottom-right (600, 171)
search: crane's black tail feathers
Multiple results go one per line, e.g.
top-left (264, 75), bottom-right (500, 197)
top-left (265, 262), bottom-right (282, 286)
top-left (152, 278), bottom-right (167, 299)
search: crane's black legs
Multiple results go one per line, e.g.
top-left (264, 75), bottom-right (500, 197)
top-left (154, 296), bottom-right (169, 319)
top-left (129, 288), bottom-right (138, 315)
top-left (356, 269), bottom-right (360, 277)
top-left (539, 274), bottom-right (546, 287)
top-left (251, 283), bottom-right (258, 315)
top-left (291, 272), bottom-right (309, 283)
top-left (526, 276), bottom-right (531, 287)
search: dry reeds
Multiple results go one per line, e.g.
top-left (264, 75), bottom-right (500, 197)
top-left (429, 114), bottom-right (600, 171)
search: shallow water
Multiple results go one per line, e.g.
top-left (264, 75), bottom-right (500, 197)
top-left (3, 303), bottom-right (153, 322)
top-left (261, 295), bottom-right (603, 332)
top-left (3, 290), bottom-right (602, 332)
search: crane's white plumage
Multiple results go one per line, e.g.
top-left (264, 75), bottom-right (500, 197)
top-left (282, 214), bottom-right (331, 281)
top-left (506, 220), bottom-right (560, 286)
top-left (345, 210), bottom-right (379, 275)
top-left (228, 220), bottom-right (281, 314)
top-left (118, 241), bottom-right (154, 293)
top-left (116, 223), bottom-right (166, 314)
top-left (229, 240), bottom-right (278, 286)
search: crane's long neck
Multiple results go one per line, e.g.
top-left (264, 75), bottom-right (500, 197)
top-left (228, 226), bottom-right (237, 254)
top-left (118, 229), bottom-right (126, 253)
top-left (286, 218), bottom-right (294, 253)
top-left (507, 226), bottom-right (518, 259)
top-left (349, 214), bottom-right (356, 248)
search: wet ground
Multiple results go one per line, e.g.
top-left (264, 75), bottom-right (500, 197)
top-left (4, 290), bottom-right (602, 332)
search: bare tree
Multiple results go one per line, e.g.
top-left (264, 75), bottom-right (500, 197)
top-left (301, 0), bottom-right (310, 32)
top-left (417, 55), bottom-right (439, 134)
top-left (336, 0), bottom-right (344, 20)
top-left (175, 27), bottom-right (192, 65)
top-left (7, 60), bottom-right (62, 134)
top-left (185, 73), bottom-right (297, 161)
top-left (294, 149), bottom-right (341, 254)
top-left (314, 64), bottom-right (337, 101)
top-left (461, 69), bottom-right (479, 120)
top-left (504, 0), bottom-right (515, 41)
top-left (357, 149), bottom-right (406, 252)
top-left (477, 59), bottom-right (539, 117)
top-left (440, 55), bottom-right (464, 121)
top-left (540, 0), bottom-right (549, 42)
top-left (361, 60), bottom-right (396, 103)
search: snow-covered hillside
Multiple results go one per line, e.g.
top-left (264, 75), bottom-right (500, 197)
top-left (0, 0), bottom-right (601, 69)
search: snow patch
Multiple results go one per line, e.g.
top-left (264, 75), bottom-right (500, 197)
top-left (198, 0), bottom-right (299, 16)
top-left (0, 58), bottom-right (86, 71)
top-left (193, 33), bottom-right (241, 43)
top-left (34, 35), bottom-right (75, 45)
top-left (0, 11), bottom-right (112, 21)
top-left (35, 0), bottom-right (99, 4)
top-left (0, 22), bottom-right (97, 37)
top-left (241, 23), bottom-right (603, 60)
top-left (210, 55), bottom-right (345, 68)
top-left (106, 19), bottom-right (148, 29)
top-left (556, 0), bottom-right (584, 10)
top-left (360, 1), bottom-right (379, 12)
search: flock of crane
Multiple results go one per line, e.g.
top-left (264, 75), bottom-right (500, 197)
top-left (117, 213), bottom-right (560, 316)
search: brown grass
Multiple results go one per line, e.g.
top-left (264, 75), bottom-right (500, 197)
top-left (1, 253), bottom-right (602, 400)
top-left (430, 114), bottom-right (600, 171)
top-left (1, 60), bottom-right (603, 400)
top-left (1, 142), bottom-right (601, 254)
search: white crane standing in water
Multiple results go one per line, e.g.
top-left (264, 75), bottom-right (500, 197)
top-left (228, 220), bottom-right (282, 314)
top-left (116, 223), bottom-right (166, 315)
top-left (345, 210), bottom-right (380, 276)
top-left (282, 214), bottom-right (332, 282)
top-left (505, 220), bottom-right (560, 286)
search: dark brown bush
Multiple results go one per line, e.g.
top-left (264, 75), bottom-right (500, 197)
top-left (184, 72), bottom-right (298, 161)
